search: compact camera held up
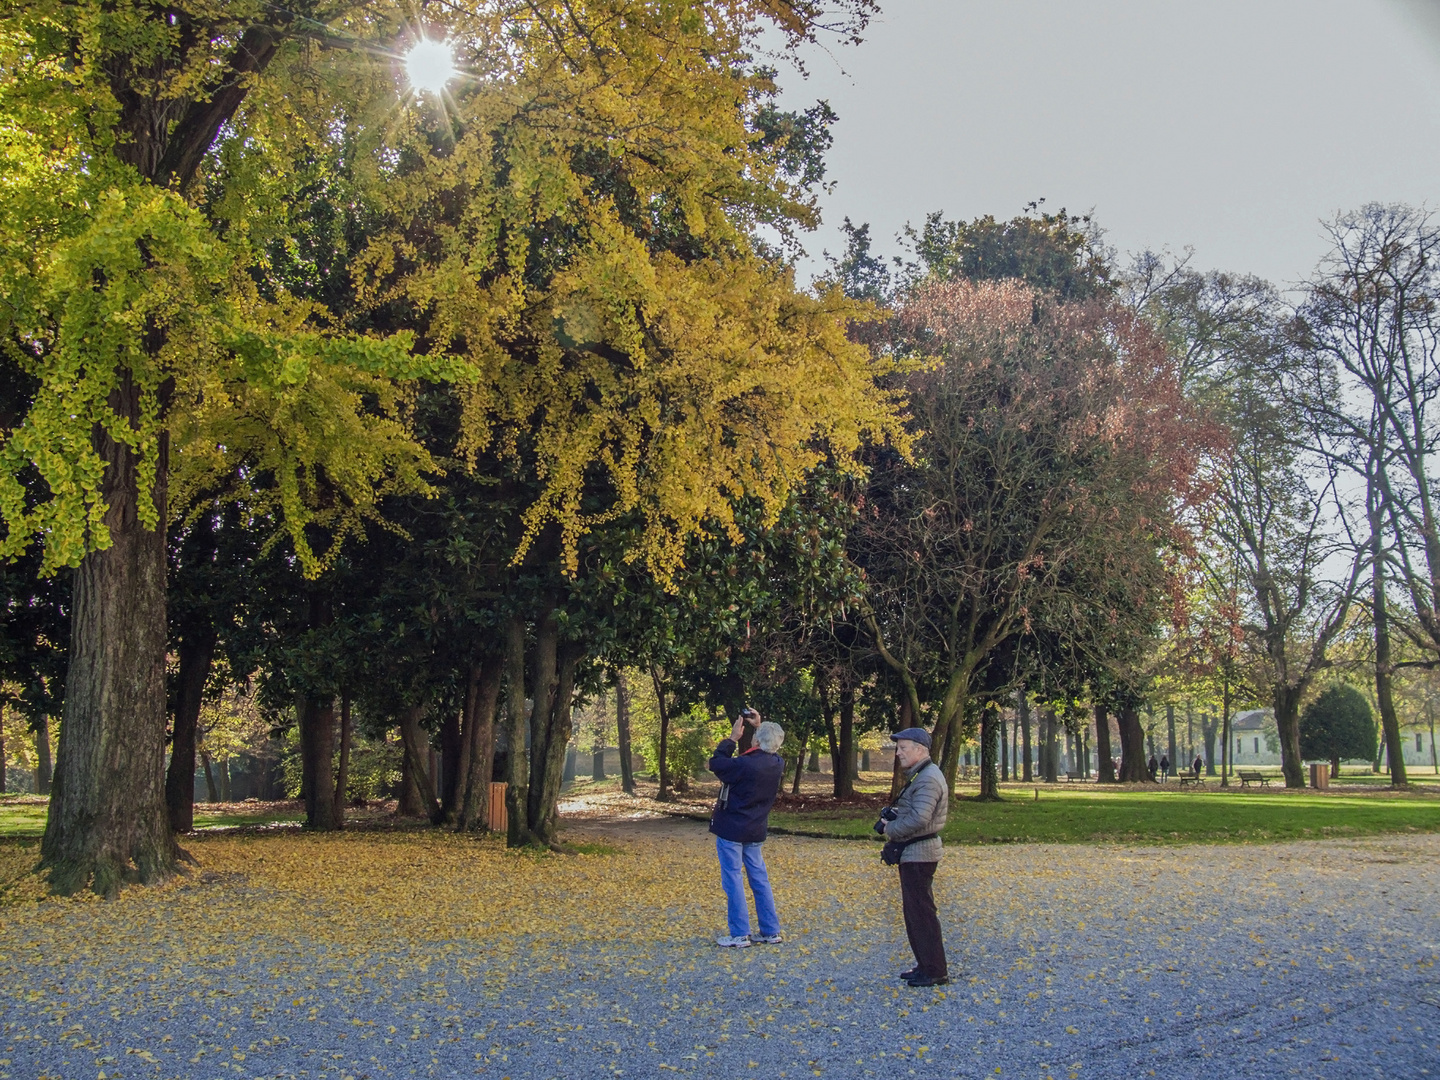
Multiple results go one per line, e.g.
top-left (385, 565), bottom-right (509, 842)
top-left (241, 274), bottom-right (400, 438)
top-left (873, 805), bottom-right (898, 835)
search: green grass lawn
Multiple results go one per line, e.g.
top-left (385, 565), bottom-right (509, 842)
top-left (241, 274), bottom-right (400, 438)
top-left (769, 785), bottom-right (1440, 845)
top-left (0, 797), bottom-right (302, 837)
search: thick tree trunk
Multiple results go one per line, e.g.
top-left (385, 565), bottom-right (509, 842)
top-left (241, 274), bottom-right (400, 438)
top-left (651, 667), bottom-right (673, 801)
top-left (1368, 501), bottom-right (1407, 787)
top-left (1273, 684), bottom-right (1305, 789)
top-left (439, 707), bottom-right (463, 821)
top-left (448, 670), bottom-right (478, 828)
top-left (528, 646), bottom-right (579, 846)
top-left (503, 614), bottom-right (531, 846)
top-left (1020, 695), bottom-right (1033, 782)
top-left (836, 683), bottom-right (856, 799)
top-left (1220, 677), bottom-right (1233, 786)
top-left (1094, 702), bottom-right (1115, 783)
top-left (396, 730), bottom-right (426, 817)
top-left (978, 708), bottom-right (1001, 800)
top-left (35, 715), bottom-right (53, 796)
top-left (333, 694), bottom-right (352, 822)
top-left (457, 656), bottom-right (504, 831)
top-left (1041, 710), bottom-right (1058, 782)
top-left (200, 748), bottom-right (218, 802)
top-left (1201, 711), bottom-right (1218, 776)
top-left (219, 757), bottom-right (231, 801)
top-left (1000, 711), bottom-right (1009, 781)
top-left (165, 626), bottom-right (216, 833)
top-left (1117, 706), bottom-right (1148, 782)
top-left (398, 704), bottom-right (441, 823)
top-left (0, 703), bottom-right (5, 794)
top-left (615, 673), bottom-right (635, 795)
top-left (41, 384), bottom-right (177, 896)
top-left (1166, 704), bottom-right (1177, 769)
top-left (299, 694), bottom-right (339, 829)
top-left (818, 679), bottom-right (839, 793)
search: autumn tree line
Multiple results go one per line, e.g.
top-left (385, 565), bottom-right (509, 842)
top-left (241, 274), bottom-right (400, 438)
top-left (0, 2), bottom-right (1433, 896)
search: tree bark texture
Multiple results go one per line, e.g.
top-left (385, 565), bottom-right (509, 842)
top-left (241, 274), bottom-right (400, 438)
top-left (1094, 702), bottom-right (1115, 783)
top-left (1368, 480), bottom-right (1408, 788)
top-left (164, 625), bottom-right (216, 833)
top-left (651, 667), bottom-right (673, 801)
top-left (457, 656), bottom-right (504, 831)
top-left (0, 703), bottom-right (5, 794)
top-left (1220, 678), bottom-right (1233, 786)
top-left (299, 694), bottom-right (339, 830)
top-left (41, 380), bottom-right (177, 895)
top-left (439, 707), bottom-right (463, 819)
top-left (1273, 684), bottom-right (1305, 789)
top-left (1166, 704), bottom-right (1177, 769)
top-left (396, 732), bottom-right (425, 817)
top-left (503, 614), bottom-right (530, 846)
top-left (35, 715), bottom-right (53, 796)
top-left (615, 673), bottom-right (635, 795)
top-left (978, 708), bottom-right (1000, 800)
top-left (1000, 711), bottom-right (1009, 781)
top-left (527, 645), bottom-right (578, 846)
top-left (397, 705), bottom-right (441, 823)
top-left (333, 694), bottom-right (352, 822)
top-left (1116, 707), bottom-right (1148, 782)
top-left (200, 748), bottom-right (218, 802)
top-left (835, 683), bottom-right (856, 798)
top-left (1020, 695), bottom-right (1033, 782)
top-left (1201, 712), bottom-right (1218, 776)
top-left (1041, 711), bottom-right (1058, 782)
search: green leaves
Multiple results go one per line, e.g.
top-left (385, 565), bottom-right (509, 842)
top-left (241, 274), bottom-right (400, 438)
top-left (0, 184), bottom-right (224, 569)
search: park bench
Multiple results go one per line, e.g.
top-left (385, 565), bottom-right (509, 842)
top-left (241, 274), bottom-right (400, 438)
top-left (1238, 770), bottom-right (1270, 788)
top-left (1064, 771), bottom-right (1086, 782)
top-left (1176, 770), bottom-right (1205, 787)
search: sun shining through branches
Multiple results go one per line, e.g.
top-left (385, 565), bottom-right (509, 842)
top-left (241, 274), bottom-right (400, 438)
top-left (403, 36), bottom-right (458, 97)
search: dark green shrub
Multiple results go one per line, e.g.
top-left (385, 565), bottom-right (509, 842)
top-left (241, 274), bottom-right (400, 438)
top-left (1300, 685), bottom-right (1376, 777)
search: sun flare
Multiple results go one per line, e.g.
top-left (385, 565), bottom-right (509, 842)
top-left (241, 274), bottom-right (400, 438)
top-left (403, 37), bottom-right (457, 96)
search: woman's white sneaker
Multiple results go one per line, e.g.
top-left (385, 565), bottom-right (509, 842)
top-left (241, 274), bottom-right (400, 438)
top-left (748, 932), bottom-right (783, 944)
top-left (715, 935), bottom-right (752, 948)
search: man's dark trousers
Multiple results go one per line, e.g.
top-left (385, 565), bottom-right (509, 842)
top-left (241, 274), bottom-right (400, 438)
top-left (899, 862), bottom-right (947, 978)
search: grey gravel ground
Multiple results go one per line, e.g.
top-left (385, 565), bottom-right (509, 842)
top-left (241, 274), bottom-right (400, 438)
top-left (1, 820), bottom-right (1436, 1080)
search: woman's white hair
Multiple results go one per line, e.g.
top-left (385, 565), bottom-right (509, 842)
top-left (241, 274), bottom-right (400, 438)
top-left (754, 720), bottom-right (785, 753)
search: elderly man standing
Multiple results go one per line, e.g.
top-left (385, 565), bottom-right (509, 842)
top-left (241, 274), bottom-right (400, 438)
top-left (881, 727), bottom-right (949, 987)
top-left (709, 708), bottom-right (787, 948)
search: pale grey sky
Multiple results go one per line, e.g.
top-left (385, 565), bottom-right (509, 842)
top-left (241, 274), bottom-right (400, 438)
top-left (776, 0), bottom-right (1440, 289)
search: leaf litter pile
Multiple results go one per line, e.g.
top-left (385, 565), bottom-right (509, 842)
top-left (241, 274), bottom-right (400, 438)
top-left (1, 822), bottom-right (1436, 1079)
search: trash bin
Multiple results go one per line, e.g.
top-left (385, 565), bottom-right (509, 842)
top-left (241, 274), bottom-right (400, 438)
top-left (489, 782), bottom-right (507, 833)
top-left (1309, 762), bottom-right (1329, 790)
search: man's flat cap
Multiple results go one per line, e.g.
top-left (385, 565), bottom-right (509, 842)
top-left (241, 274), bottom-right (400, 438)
top-left (890, 727), bottom-right (932, 749)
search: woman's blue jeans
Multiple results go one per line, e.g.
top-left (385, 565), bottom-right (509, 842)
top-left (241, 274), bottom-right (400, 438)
top-left (715, 837), bottom-right (781, 938)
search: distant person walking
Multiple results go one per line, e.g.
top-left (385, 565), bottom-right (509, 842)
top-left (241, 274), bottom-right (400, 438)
top-left (1148, 754), bottom-right (1159, 782)
top-left (1193, 754), bottom-right (1204, 776)
top-left (709, 709), bottom-right (786, 948)
top-left (880, 727), bottom-right (950, 987)
top-left (1159, 754), bottom-right (1170, 782)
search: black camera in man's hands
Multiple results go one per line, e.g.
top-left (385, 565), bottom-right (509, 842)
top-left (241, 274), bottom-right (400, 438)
top-left (873, 805), bottom-right (898, 834)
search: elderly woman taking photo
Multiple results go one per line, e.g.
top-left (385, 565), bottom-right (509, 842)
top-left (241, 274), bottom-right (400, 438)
top-left (708, 708), bottom-right (786, 948)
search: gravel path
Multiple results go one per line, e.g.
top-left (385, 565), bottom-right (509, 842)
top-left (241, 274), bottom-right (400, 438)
top-left (0, 819), bottom-right (1436, 1080)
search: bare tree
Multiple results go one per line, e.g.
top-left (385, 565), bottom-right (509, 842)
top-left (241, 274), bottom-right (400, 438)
top-left (1297, 204), bottom-right (1440, 787)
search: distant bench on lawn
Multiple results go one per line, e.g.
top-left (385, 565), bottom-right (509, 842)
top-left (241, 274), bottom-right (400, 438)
top-left (1238, 770), bottom-right (1271, 788)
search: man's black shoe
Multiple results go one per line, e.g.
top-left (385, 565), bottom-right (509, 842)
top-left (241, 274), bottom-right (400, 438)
top-left (898, 968), bottom-right (919, 980)
top-left (904, 974), bottom-right (949, 987)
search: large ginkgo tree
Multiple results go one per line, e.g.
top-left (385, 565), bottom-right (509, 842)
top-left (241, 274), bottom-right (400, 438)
top-left (0, 0), bottom-right (892, 892)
